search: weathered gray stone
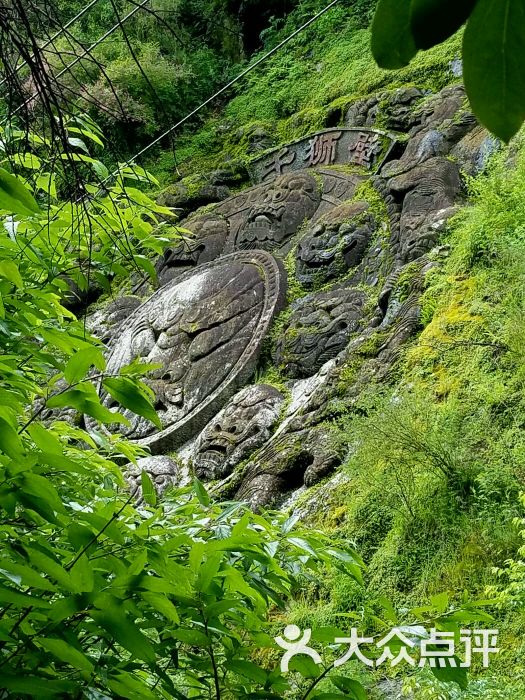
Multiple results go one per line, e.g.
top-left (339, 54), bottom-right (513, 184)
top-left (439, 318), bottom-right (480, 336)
top-left (234, 172), bottom-right (321, 252)
top-left (192, 384), bottom-right (284, 481)
top-left (451, 125), bottom-right (501, 176)
top-left (125, 456), bottom-right (179, 500)
top-left (388, 157), bottom-right (462, 263)
top-left (296, 202), bottom-right (376, 288)
top-left (274, 286), bottom-right (373, 378)
top-left (156, 213), bottom-right (229, 285)
top-left (157, 180), bottom-right (231, 217)
top-left (93, 251), bottom-right (286, 453)
top-left (87, 296), bottom-right (142, 344)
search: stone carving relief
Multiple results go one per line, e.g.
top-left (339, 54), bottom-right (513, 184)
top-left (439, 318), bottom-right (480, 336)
top-left (296, 202), bottom-right (376, 288)
top-left (94, 251), bottom-right (286, 453)
top-left (125, 456), bottom-right (180, 500)
top-left (250, 128), bottom-right (396, 182)
top-left (192, 384), bottom-right (285, 481)
top-left (388, 157), bottom-right (462, 263)
top-left (274, 286), bottom-right (376, 379)
top-left (155, 213), bottom-right (229, 285)
top-left (84, 83), bottom-right (483, 510)
top-left (234, 172), bottom-right (320, 253)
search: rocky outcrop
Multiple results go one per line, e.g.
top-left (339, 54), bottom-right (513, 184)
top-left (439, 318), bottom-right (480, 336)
top-left (87, 82), bottom-right (495, 505)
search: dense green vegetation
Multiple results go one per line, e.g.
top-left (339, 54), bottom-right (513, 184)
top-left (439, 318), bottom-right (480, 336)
top-left (2, 0), bottom-right (525, 696)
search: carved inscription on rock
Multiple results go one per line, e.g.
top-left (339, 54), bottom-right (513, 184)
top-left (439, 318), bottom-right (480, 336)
top-left (97, 251), bottom-right (286, 453)
top-left (250, 128), bottom-right (395, 183)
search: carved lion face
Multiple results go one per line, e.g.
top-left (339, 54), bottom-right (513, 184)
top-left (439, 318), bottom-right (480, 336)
top-left (193, 385), bottom-right (284, 481)
top-left (296, 202), bottom-right (374, 288)
top-left (236, 172), bottom-right (320, 251)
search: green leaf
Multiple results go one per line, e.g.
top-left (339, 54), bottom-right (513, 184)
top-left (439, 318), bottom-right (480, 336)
top-left (103, 376), bottom-right (161, 428)
top-left (92, 605), bottom-right (157, 662)
top-left (0, 416), bottom-right (24, 458)
top-left (431, 591), bottom-right (449, 614)
top-left (171, 628), bottom-right (211, 646)
top-left (0, 583), bottom-right (51, 608)
top-left (0, 260), bottom-right (23, 288)
top-left (371, 0), bottom-right (417, 69)
top-left (70, 554), bottom-right (94, 593)
top-left (463, 0), bottom-right (525, 141)
top-left (140, 591), bottom-right (180, 623)
top-left (431, 662), bottom-right (468, 689)
top-left (0, 675), bottom-right (74, 695)
top-left (140, 469), bottom-right (157, 507)
top-left (226, 660), bottom-right (267, 685)
top-left (47, 383), bottom-right (129, 426)
top-left (331, 676), bottom-right (368, 700)
top-left (0, 167), bottom-right (40, 215)
top-left (288, 654), bottom-right (320, 677)
top-left (28, 422), bottom-right (62, 454)
top-left (193, 477), bottom-right (210, 507)
top-left (35, 637), bottom-right (94, 673)
top-left (410, 0), bottom-right (478, 49)
top-left (64, 347), bottom-right (106, 384)
top-left (26, 548), bottom-right (74, 591)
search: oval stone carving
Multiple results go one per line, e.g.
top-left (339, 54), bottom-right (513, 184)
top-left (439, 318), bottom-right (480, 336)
top-left (97, 251), bottom-right (286, 453)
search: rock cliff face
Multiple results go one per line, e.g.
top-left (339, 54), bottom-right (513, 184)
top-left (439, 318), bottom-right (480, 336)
top-left (90, 83), bottom-right (499, 508)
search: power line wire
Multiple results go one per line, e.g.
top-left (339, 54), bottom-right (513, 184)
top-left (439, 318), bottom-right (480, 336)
top-left (7, 0), bottom-right (151, 122)
top-left (102, 0), bottom-right (341, 183)
top-left (0, 0), bottom-right (102, 88)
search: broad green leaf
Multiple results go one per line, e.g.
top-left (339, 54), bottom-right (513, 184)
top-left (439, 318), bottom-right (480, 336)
top-left (431, 661), bottom-right (468, 689)
top-left (0, 559), bottom-right (57, 591)
top-left (0, 416), bottom-right (24, 458)
top-left (410, 0), bottom-right (478, 49)
top-left (193, 477), bottom-right (210, 507)
top-left (331, 676), bottom-right (368, 700)
top-left (431, 591), bottom-right (449, 614)
top-left (0, 167), bottom-right (40, 215)
top-left (171, 628), bottom-right (211, 646)
top-left (11, 152), bottom-right (42, 170)
top-left (140, 469), bottom-right (157, 507)
top-left (47, 384), bottom-right (129, 426)
top-left (371, 0), bottom-right (417, 69)
top-left (103, 376), bottom-right (161, 428)
top-left (0, 675), bottom-right (74, 694)
top-left (0, 583), bottom-right (51, 608)
top-left (35, 637), bottom-right (94, 673)
top-left (226, 660), bottom-right (267, 685)
top-left (0, 260), bottom-right (23, 288)
top-left (288, 654), bottom-right (320, 677)
top-left (28, 422), bottom-right (62, 454)
top-left (92, 605), bottom-right (156, 662)
top-left (64, 346), bottom-right (106, 384)
top-left (108, 673), bottom-right (158, 700)
top-left (140, 591), bottom-right (180, 623)
top-left (70, 554), bottom-right (94, 593)
top-left (463, 0), bottom-right (525, 141)
top-left (26, 548), bottom-right (74, 591)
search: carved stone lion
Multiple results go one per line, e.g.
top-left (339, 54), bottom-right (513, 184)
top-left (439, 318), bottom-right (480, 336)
top-left (296, 202), bottom-right (376, 288)
top-left (235, 172), bottom-right (320, 252)
top-left (273, 286), bottom-right (375, 378)
top-left (192, 384), bottom-right (285, 481)
top-left (156, 213), bottom-right (229, 286)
